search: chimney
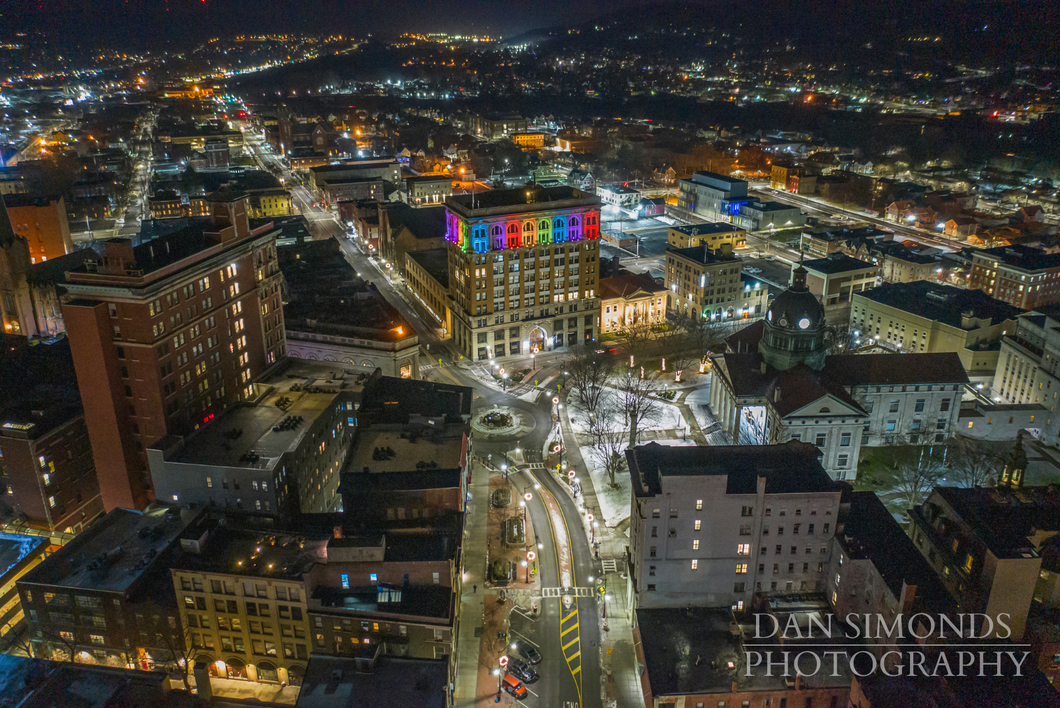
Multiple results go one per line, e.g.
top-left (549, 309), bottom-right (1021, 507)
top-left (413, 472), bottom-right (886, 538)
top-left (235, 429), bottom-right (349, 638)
top-left (774, 387), bottom-right (781, 403)
top-left (102, 239), bottom-right (136, 275)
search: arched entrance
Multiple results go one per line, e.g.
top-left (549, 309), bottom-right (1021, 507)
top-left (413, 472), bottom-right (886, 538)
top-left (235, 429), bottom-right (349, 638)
top-left (225, 657), bottom-right (248, 680)
top-left (529, 327), bottom-right (546, 353)
top-left (257, 661), bottom-right (280, 683)
top-left (288, 664), bottom-right (306, 687)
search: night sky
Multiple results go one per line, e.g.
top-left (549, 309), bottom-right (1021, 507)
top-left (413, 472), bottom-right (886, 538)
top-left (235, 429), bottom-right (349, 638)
top-left (2, 0), bottom-right (642, 46)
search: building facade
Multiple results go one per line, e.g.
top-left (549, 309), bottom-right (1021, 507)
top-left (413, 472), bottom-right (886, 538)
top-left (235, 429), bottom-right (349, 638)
top-left (711, 267), bottom-right (968, 479)
top-left (969, 245), bottom-right (1060, 309)
top-left (664, 244), bottom-right (767, 322)
top-left (990, 310), bottom-right (1060, 446)
top-left (677, 171), bottom-right (749, 221)
top-left (3, 195), bottom-right (73, 265)
top-left (599, 270), bottom-right (667, 334)
top-left (666, 222), bottom-right (746, 250)
top-left (17, 505), bottom-right (203, 671)
top-left (626, 441), bottom-right (842, 609)
top-left (61, 191), bottom-right (287, 511)
top-left (404, 176), bottom-right (452, 207)
top-left (851, 281), bottom-right (1020, 379)
top-left (443, 186), bottom-right (601, 360)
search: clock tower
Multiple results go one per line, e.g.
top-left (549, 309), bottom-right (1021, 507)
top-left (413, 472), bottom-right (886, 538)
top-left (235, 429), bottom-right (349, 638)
top-left (758, 265), bottom-right (828, 371)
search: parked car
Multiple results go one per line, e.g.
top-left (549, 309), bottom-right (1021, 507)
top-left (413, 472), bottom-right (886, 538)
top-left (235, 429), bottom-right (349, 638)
top-left (502, 674), bottom-right (528, 699)
top-left (512, 641), bottom-right (541, 664)
top-left (508, 659), bottom-right (538, 684)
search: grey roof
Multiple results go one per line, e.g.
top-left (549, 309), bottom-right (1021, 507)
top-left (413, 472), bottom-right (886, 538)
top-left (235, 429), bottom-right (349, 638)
top-left (669, 222), bottom-right (742, 236)
top-left (858, 281), bottom-right (1023, 328)
top-left (407, 248), bottom-right (450, 289)
top-left (296, 655), bottom-right (447, 708)
top-left (800, 254), bottom-right (876, 275)
top-left (626, 441), bottom-right (837, 499)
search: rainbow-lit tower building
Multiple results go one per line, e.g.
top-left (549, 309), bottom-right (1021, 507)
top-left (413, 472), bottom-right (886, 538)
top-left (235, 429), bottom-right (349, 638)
top-left (444, 186), bottom-right (602, 360)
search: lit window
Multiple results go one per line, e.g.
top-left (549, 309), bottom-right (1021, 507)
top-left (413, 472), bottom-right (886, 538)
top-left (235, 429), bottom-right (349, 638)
top-left (737, 544), bottom-right (750, 555)
top-left (693, 540), bottom-right (700, 550)
top-left (694, 520), bottom-right (701, 531)
top-left (341, 574), bottom-right (349, 589)
top-left (691, 560), bottom-right (698, 570)
top-left (696, 499), bottom-right (703, 510)
top-left (369, 573), bottom-right (378, 582)
top-left (48, 496), bottom-right (56, 508)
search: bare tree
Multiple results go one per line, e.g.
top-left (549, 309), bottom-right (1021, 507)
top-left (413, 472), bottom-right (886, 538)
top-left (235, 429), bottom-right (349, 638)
top-left (614, 321), bottom-right (654, 368)
top-left (680, 315), bottom-right (741, 369)
top-left (149, 614), bottom-right (195, 690)
top-left (616, 369), bottom-right (662, 447)
top-left (946, 436), bottom-right (1001, 488)
top-left (562, 346), bottom-right (614, 412)
top-left (587, 408), bottom-right (628, 488)
top-left (893, 447), bottom-right (945, 510)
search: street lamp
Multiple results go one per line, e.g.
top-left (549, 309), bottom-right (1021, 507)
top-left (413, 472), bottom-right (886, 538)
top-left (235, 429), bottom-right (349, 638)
top-left (587, 512), bottom-right (596, 544)
top-left (493, 668), bottom-right (502, 702)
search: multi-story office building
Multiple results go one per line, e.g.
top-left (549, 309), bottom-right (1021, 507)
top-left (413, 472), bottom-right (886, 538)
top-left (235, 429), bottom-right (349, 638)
top-left (17, 504), bottom-right (204, 669)
top-left (851, 280), bottom-right (1021, 379)
top-left (799, 254), bottom-right (878, 326)
top-left (969, 245), bottom-right (1060, 310)
top-left (991, 309), bottom-right (1060, 446)
top-left (404, 176), bottom-right (452, 207)
top-left (0, 336), bottom-right (103, 534)
top-left (170, 523), bottom-right (322, 686)
top-left (3, 194), bottom-right (73, 265)
top-left (467, 114), bottom-right (527, 139)
top-left (307, 161), bottom-right (401, 199)
top-left (443, 186), bottom-right (602, 360)
top-left (676, 171), bottom-right (748, 220)
top-left (731, 200), bottom-right (807, 232)
top-left (626, 441), bottom-right (842, 610)
top-left (61, 189), bottom-right (287, 511)
top-left (666, 222), bottom-right (746, 250)
top-left (147, 361), bottom-right (361, 517)
top-left (664, 243), bottom-right (767, 322)
top-left (405, 248), bottom-right (451, 336)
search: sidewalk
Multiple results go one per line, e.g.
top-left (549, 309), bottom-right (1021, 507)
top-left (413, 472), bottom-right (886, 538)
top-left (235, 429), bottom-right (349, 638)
top-left (553, 394), bottom-right (647, 708)
top-left (452, 459), bottom-right (490, 708)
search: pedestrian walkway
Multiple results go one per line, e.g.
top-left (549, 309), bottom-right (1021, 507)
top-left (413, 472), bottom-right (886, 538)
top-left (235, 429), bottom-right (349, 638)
top-left (452, 459), bottom-right (491, 707)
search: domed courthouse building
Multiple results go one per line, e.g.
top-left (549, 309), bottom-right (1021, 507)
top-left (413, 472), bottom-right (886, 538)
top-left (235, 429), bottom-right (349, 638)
top-left (709, 265), bottom-right (968, 481)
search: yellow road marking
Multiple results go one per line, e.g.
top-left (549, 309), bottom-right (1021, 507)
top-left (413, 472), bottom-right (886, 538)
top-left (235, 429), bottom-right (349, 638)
top-left (571, 666), bottom-right (581, 675)
top-left (567, 650), bottom-right (580, 662)
top-left (562, 636), bottom-right (579, 651)
top-left (561, 623), bottom-right (578, 637)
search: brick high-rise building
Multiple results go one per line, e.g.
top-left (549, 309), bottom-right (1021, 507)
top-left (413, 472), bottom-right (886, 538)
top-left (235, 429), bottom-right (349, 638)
top-left (443, 186), bottom-right (602, 359)
top-left (61, 189), bottom-right (287, 511)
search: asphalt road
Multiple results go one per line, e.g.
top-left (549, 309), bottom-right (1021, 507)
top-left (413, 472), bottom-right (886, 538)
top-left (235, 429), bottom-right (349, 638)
top-left (431, 365), bottom-right (603, 708)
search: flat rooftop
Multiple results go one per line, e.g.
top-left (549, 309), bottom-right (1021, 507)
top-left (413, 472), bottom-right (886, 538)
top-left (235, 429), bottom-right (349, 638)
top-left (446, 185), bottom-right (599, 216)
top-left (669, 222), bottom-right (742, 236)
top-left (173, 524), bottom-right (328, 580)
top-left (801, 253), bottom-right (877, 275)
top-left (627, 441), bottom-right (837, 499)
top-left (160, 363), bottom-right (366, 470)
top-left (977, 244), bottom-right (1060, 271)
top-left (346, 425), bottom-right (465, 475)
top-left (279, 238), bottom-right (416, 342)
top-left (296, 655), bottom-right (447, 708)
top-left (857, 281), bottom-right (1023, 328)
top-left (637, 604), bottom-right (851, 697)
top-left (312, 581), bottom-right (452, 620)
top-left (21, 505), bottom-right (199, 593)
top-left (407, 247), bottom-right (450, 289)
top-left (666, 244), bottom-right (739, 265)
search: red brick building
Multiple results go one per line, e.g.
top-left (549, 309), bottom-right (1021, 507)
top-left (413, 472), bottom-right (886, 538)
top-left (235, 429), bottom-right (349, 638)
top-left (969, 244), bottom-right (1060, 310)
top-left (3, 194), bottom-right (73, 265)
top-left (61, 189), bottom-right (287, 511)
